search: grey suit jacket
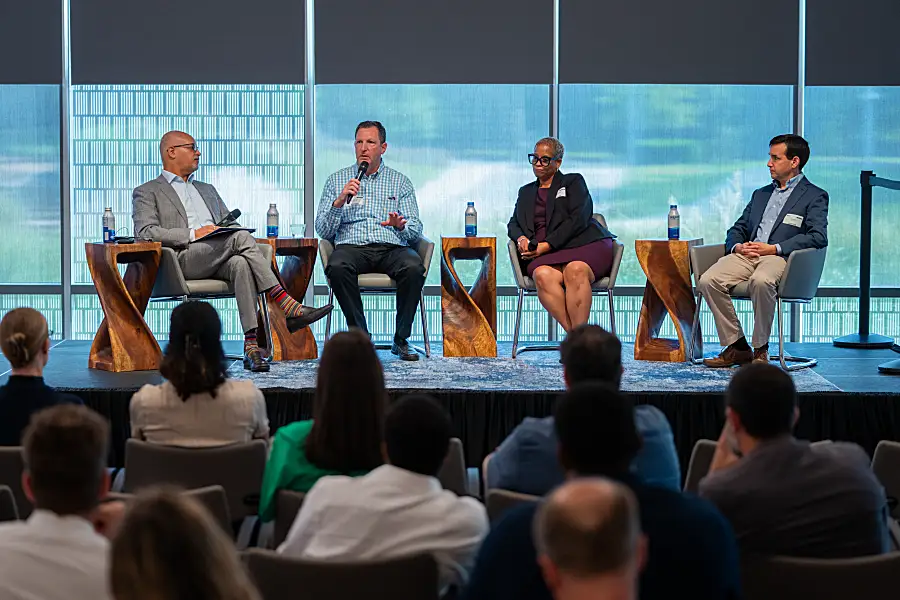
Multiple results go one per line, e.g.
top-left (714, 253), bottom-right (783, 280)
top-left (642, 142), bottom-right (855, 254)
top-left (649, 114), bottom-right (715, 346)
top-left (132, 175), bottom-right (230, 249)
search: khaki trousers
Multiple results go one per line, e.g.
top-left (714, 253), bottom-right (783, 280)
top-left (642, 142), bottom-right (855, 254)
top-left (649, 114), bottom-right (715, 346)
top-left (697, 253), bottom-right (787, 349)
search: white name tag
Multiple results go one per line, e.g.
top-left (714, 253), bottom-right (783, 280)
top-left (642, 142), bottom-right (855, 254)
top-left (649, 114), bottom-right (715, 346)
top-left (349, 196), bottom-right (366, 207)
top-left (783, 214), bottom-right (803, 227)
top-left (556, 187), bottom-right (566, 198)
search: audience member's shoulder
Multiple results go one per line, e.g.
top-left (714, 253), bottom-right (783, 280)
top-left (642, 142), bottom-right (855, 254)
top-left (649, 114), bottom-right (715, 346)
top-left (274, 419), bottom-right (314, 442)
top-left (633, 405), bottom-right (672, 431)
top-left (516, 416), bottom-right (555, 436)
top-left (492, 501), bottom-right (540, 538)
top-left (58, 392), bottom-right (84, 406)
top-left (221, 378), bottom-right (263, 399)
top-left (131, 382), bottom-right (165, 405)
top-left (815, 441), bottom-right (871, 469)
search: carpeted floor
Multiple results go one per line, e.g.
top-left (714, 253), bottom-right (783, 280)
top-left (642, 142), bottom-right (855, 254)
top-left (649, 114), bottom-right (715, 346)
top-left (227, 342), bottom-right (840, 393)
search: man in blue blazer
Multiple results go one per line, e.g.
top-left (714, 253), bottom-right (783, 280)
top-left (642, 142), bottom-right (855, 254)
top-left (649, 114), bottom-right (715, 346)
top-left (699, 134), bottom-right (828, 367)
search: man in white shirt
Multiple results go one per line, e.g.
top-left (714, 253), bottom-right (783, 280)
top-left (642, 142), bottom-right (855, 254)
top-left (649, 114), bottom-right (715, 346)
top-left (0, 405), bottom-right (120, 600)
top-left (279, 394), bottom-right (488, 593)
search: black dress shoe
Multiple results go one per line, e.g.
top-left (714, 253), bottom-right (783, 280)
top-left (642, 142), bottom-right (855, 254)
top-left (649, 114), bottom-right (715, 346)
top-left (391, 341), bottom-right (419, 361)
top-left (286, 304), bottom-right (333, 333)
top-left (243, 347), bottom-right (270, 372)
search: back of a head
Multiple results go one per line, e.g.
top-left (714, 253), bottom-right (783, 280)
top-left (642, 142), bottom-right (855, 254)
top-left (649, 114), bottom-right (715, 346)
top-left (0, 307), bottom-right (49, 368)
top-left (385, 394), bottom-right (452, 477)
top-left (554, 382), bottom-right (640, 476)
top-left (727, 363), bottom-right (797, 440)
top-left (22, 404), bottom-right (108, 515)
top-left (307, 329), bottom-right (385, 472)
top-left (560, 325), bottom-right (622, 388)
top-left (160, 301), bottom-right (226, 400)
top-left (535, 478), bottom-right (641, 578)
top-left (110, 487), bottom-right (260, 600)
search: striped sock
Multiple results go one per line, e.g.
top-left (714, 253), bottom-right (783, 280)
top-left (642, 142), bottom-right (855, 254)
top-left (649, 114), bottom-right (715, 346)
top-left (267, 284), bottom-right (304, 318)
top-left (244, 329), bottom-right (258, 351)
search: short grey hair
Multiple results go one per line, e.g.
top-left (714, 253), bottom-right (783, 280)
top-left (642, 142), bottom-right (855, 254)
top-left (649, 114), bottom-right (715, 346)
top-left (535, 137), bottom-right (565, 160)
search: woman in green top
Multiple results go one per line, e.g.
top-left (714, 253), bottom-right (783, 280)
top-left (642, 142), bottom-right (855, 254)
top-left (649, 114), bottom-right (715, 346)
top-left (258, 329), bottom-right (386, 521)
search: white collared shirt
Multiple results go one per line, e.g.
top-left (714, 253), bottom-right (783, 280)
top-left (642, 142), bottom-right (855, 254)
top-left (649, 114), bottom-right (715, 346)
top-left (0, 510), bottom-right (111, 600)
top-left (278, 464), bottom-right (488, 593)
top-left (161, 169), bottom-right (215, 231)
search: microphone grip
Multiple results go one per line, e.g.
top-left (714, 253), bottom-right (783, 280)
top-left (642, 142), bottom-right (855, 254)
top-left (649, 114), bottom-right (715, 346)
top-left (347, 163), bottom-right (368, 202)
top-left (528, 239), bottom-right (538, 252)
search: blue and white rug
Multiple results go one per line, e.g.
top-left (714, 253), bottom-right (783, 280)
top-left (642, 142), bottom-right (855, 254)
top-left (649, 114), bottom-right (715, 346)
top-left (227, 342), bottom-right (839, 393)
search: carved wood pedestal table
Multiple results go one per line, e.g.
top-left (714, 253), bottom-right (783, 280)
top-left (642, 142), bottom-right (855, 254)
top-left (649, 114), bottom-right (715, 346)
top-left (634, 238), bottom-right (703, 362)
top-left (85, 241), bottom-right (162, 372)
top-left (255, 237), bottom-right (319, 361)
top-left (440, 236), bottom-right (497, 357)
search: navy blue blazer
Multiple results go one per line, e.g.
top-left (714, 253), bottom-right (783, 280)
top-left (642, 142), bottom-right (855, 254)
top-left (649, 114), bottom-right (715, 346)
top-left (725, 176), bottom-right (828, 256)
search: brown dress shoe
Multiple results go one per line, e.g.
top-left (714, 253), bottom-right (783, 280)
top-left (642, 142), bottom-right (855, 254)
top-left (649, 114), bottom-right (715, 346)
top-left (752, 345), bottom-right (770, 364)
top-left (703, 346), bottom-right (753, 368)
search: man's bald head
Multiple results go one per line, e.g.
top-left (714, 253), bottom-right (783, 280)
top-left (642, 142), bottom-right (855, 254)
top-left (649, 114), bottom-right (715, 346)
top-left (159, 131), bottom-right (200, 178)
top-left (535, 478), bottom-right (642, 578)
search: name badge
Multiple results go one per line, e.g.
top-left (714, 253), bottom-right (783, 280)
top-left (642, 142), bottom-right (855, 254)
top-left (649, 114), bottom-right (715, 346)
top-left (349, 196), bottom-right (366, 207)
top-left (556, 187), bottom-right (566, 199)
top-left (783, 214), bottom-right (803, 227)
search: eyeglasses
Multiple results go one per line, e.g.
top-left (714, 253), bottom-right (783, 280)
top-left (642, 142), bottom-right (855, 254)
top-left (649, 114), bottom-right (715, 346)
top-left (528, 153), bottom-right (560, 166)
top-left (171, 143), bottom-right (200, 152)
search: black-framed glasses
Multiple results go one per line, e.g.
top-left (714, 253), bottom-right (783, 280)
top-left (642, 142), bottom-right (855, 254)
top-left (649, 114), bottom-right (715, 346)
top-left (528, 153), bottom-right (559, 166)
top-left (171, 143), bottom-right (200, 152)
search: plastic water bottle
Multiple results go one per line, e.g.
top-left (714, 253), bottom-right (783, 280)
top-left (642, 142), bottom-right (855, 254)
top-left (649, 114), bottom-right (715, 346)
top-left (103, 208), bottom-right (115, 243)
top-left (266, 203), bottom-right (279, 238)
top-left (667, 203), bottom-right (680, 240)
top-left (465, 202), bottom-right (477, 237)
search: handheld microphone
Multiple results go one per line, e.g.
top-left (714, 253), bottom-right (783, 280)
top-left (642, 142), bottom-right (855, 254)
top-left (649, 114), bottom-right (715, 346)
top-left (216, 209), bottom-right (241, 227)
top-left (346, 161), bottom-right (369, 202)
top-left (528, 239), bottom-right (538, 252)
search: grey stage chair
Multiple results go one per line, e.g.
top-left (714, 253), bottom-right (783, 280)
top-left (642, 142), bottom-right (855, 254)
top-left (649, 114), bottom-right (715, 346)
top-left (273, 490), bottom-right (306, 549)
top-left (437, 438), bottom-right (467, 496)
top-left (0, 447), bottom-right (30, 518)
top-left (873, 440), bottom-right (900, 520)
top-left (106, 484), bottom-right (232, 538)
top-left (683, 439), bottom-right (717, 494)
top-left (0, 485), bottom-right (18, 522)
top-left (741, 553), bottom-right (900, 600)
top-left (689, 245), bottom-right (827, 370)
top-left (150, 243), bottom-right (275, 360)
top-left (243, 548), bottom-right (439, 600)
top-left (486, 489), bottom-right (540, 523)
top-left (318, 236), bottom-right (434, 358)
top-left (508, 214), bottom-right (624, 358)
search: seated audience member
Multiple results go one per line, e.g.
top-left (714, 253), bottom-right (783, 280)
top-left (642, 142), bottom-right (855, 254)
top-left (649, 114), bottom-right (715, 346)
top-left (0, 405), bottom-right (119, 600)
top-left (0, 307), bottom-right (82, 446)
top-left (279, 395), bottom-right (489, 594)
top-left (485, 325), bottom-right (680, 494)
top-left (110, 487), bottom-right (261, 600)
top-left (258, 329), bottom-right (385, 521)
top-left (130, 301), bottom-right (269, 447)
top-left (464, 383), bottom-right (740, 600)
top-left (699, 363), bottom-right (889, 558)
top-left (535, 478), bottom-right (646, 600)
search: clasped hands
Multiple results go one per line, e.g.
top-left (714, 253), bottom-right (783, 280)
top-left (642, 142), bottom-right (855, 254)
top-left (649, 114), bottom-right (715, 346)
top-left (517, 236), bottom-right (550, 260)
top-left (734, 242), bottom-right (777, 258)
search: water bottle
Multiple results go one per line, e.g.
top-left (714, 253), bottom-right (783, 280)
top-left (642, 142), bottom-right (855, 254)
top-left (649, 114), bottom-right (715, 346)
top-left (266, 203), bottom-right (279, 238)
top-left (667, 203), bottom-right (680, 240)
top-left (465, 202), bottom-right (477, 237)
top-left (102, 208), bottom-right (115, 243)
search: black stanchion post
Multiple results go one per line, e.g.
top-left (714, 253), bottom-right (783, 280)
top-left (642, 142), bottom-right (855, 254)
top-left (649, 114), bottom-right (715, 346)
top-left (833, 170), bottom-right (894, 349)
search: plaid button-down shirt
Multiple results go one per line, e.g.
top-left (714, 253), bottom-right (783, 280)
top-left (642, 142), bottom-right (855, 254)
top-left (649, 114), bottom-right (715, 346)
top-left (315, 162), bottom-right (423, 246)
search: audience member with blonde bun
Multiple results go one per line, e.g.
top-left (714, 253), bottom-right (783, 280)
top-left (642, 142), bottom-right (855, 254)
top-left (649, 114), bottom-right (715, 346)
top-left (110, 487), bottom-right (262, 600)
top-left (0, 307), bottom-right (82, 446)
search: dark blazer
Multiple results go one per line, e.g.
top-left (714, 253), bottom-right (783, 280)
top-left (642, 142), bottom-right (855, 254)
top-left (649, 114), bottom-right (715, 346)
top-left (725, 176), bottom-right (828, 256)
top-left (507, 171), bottom-right (614, 250)
top-left (0, 376), bottom-right (83, 446)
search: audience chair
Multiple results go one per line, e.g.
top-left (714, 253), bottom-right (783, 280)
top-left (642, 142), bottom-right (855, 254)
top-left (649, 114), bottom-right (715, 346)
top-left (741, 553), bottom-right (900, 600)
top-left (120, 439), bottom-right (267, 547)
top-left (106, 485), bottom-right (232, 537)
top-left (437, 438), bottom-right (468, 496)
top-left (0, 447), bottom-right (30, 518)
top-left (243, 548), bottom-right (439, 600)
top-left (318, 236), bottom-right (434, 358)
top-left (150, 243), bottom-right (275, 360)
top-left (508, 214), bottom-right (624, 358)
top-left (689, 245), bottom-right (827, 371)
top-left (486, 489), bottom-right (540, 523)
top-left (683, 439), bottom-right (717, 494)
top-left (0, 485), bottom-right (18, 522)
top-left (273, 490), bottom-right (306, 549)
top-left (873, 440), bottom-right (900, 520)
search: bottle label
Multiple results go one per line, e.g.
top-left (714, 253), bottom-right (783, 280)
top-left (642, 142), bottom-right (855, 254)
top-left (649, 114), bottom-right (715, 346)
top-left (668, 227), bottom-right (680, 240)
top-left (267, 225), bottom-right (278, 238)
top-left (103, 227), bottom-right (114, 243)
top-left (465, 224), bottom-right (477, 237)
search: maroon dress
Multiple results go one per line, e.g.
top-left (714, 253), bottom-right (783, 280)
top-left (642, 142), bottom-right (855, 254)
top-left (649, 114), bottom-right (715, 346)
top-left (525, 188), bottom-right (615, 279)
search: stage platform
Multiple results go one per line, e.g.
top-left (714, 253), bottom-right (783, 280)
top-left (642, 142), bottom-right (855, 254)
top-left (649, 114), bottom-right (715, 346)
top-left (2, 341), bottom-right (899, 473)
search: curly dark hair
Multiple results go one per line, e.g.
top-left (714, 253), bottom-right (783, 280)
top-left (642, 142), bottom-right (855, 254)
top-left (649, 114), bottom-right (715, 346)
top-left (160, 302), bottom-right (227, 400)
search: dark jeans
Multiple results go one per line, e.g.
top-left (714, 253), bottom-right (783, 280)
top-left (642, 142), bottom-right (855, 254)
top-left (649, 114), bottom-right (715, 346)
top-left (325, 243), bottom-right (426, 345)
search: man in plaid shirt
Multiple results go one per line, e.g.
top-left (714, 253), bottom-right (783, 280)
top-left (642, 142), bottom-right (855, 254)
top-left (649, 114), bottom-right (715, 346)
top-left (315, 121), bottom-right (426, 361)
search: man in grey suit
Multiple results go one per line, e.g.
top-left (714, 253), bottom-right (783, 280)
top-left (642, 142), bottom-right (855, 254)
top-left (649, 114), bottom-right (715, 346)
top-left (133, 130), bottom-right (331, 372)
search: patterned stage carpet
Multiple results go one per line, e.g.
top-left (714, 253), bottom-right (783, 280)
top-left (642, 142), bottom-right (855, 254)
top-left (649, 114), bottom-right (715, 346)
top-left (227, 342), bottom-right (839, 393)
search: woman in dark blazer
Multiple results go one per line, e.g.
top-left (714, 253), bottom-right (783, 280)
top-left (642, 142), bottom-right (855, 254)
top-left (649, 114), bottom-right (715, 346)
top-left (508, 137), bottom-right (616, 332)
